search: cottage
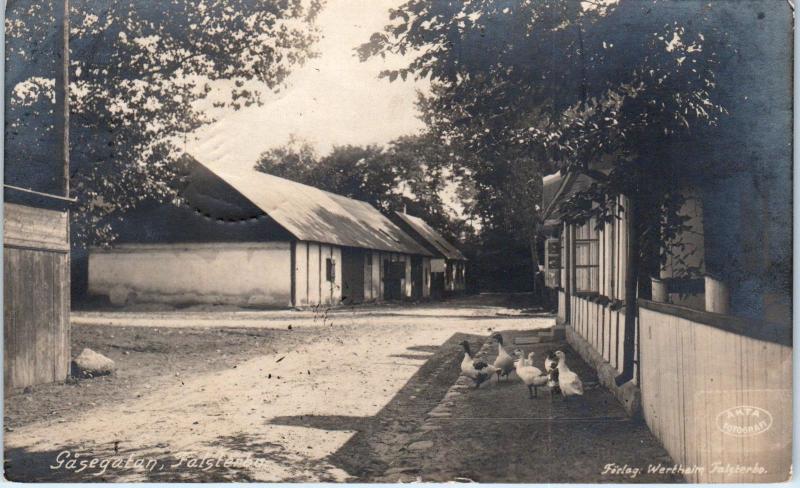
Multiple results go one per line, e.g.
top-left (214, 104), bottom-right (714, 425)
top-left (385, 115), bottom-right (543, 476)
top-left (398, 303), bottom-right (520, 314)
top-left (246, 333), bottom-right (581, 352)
top-left (540, 2), bottom-right (792, 482)
top-left (88, 157), bottom-right (433, 308)
top-left (543, 169), bottom-right (792, 482)
top-left (391, 211), bottom-right (467, 298)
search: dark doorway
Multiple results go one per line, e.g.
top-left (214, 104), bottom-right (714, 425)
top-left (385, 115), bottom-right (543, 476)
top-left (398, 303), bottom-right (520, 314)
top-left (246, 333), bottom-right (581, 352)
top-left (383, 260), bottom-right (404, 300)
top-left (431, 272), bottom-right (445, 300)
top-left (411, 256), bottom-right (423, 300)
top-left (341, 248), bottom-right (365, 305)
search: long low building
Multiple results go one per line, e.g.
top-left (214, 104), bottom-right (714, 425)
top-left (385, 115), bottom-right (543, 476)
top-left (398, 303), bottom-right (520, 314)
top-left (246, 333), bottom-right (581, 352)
top-left (391, 211), bottom-right (467, 296)
top-left (88, 156), bottom-right (433, 308)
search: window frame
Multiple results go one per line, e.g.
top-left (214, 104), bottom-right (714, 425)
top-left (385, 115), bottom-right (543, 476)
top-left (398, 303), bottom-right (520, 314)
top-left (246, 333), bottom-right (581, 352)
top-left (574, 221), bottom-right (600, 293)
top-left (325, 257), bottom-right (336, 282)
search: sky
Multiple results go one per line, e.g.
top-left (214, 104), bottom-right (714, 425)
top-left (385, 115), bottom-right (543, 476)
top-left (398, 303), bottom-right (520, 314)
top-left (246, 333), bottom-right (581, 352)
top-left (187, 0), bottom-right (429, 170)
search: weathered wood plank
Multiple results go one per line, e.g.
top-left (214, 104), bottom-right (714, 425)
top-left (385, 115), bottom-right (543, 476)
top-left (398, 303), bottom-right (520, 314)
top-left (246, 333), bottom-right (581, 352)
top-left (4, 248), bottom-right (17, 389)
top-left (3, 203), bottom-right (69, 252)
top-left (4, 245), bottom-right (70, 390)
top-left (640, 307), bottom-right (791, 482)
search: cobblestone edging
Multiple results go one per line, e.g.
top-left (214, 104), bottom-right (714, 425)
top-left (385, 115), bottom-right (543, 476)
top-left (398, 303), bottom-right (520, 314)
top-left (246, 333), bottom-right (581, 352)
top-left (379, 336), bottom-right (498, 481)
top-left (565, 325), bottom-right (641, 418)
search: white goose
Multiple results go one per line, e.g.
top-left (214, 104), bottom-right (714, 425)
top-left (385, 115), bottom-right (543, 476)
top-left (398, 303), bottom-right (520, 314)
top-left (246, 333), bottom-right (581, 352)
top-left (491, 333), bottom-right (515, 381)
top-left (544, 351), bottom-right (560, 391)
top-left (544, 351), bottom-right (557, 374)
top-left (460, 340), bottom-right (499, 388)
top-left (513, 349), bottom-right (548, 398)
top-left (554, 350), bottom-right (584, 398)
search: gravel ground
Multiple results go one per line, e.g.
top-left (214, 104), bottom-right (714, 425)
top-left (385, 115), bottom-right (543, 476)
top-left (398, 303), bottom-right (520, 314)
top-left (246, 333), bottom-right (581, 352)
top-left (372, 329), bottom-right (683, 483)
top-left (4, 294), bottom-right (551, 482)
top-left (4, 325), bottom-right (311, 430)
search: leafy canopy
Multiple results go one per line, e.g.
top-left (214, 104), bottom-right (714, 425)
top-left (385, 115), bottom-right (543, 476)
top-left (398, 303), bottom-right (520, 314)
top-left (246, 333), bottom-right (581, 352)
top-left (255, 133), bottom-right (467, 243)
top-left (5, 0), bottom-right (323, 246)
top-left (359, 0), bottom-right (730, 277)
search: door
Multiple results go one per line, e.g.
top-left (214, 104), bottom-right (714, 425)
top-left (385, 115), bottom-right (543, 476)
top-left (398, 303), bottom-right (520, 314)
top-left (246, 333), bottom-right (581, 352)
top-left (341, 248), bottom-right (365, 305)
top-left (383, 260), bottom-right (404, 300)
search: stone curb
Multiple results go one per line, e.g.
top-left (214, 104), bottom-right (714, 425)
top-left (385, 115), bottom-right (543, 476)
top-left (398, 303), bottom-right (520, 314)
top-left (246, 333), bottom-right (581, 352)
top-left (379, 334), bottom-right (499, 481)
top-left (565, 325), bottom-right (641, 418)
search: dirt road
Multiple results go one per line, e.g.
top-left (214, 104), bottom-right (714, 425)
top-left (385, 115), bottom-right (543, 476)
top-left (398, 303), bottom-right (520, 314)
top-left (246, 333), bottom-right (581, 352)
top-left (5, 294), bottom-right (550, 482)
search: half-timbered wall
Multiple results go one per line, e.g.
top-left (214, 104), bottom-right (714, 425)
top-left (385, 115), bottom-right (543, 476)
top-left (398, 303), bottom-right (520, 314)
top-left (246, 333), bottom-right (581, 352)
top-left (422, 257), bottom-right (432, 298)
top-left (292, 241), bottom-right (343, 307)
top-left (560, 195), bottom-right (629, 334)
top-left (559, 196), bottom-right (637, 395)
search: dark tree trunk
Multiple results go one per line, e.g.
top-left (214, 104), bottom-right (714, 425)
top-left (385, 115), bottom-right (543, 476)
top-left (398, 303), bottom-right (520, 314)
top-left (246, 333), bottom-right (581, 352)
top-left (530, 236), bottom-right (539, 297)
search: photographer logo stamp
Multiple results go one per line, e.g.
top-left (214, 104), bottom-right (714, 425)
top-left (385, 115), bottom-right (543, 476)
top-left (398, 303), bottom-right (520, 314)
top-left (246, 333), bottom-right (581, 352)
top-left (716, 406), bottom-right (772, 437)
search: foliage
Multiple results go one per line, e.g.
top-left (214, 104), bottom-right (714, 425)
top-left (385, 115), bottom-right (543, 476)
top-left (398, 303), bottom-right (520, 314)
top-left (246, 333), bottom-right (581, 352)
top-left (5, 0), bottom-right (323, 247)
top-left (254, 136), bottom-right (320, 185)
top-left (360, 0), bottom-right (731, 280)
top-left (255, 133), bottom-right (467, 243)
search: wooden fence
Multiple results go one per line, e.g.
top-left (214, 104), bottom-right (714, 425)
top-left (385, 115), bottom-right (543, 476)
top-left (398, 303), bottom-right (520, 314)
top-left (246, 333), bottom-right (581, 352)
top-left (639, 300), bottom-right (792, 482)
top-left (557, 289), bottom-right (566, 324)
top-left (569, 294), bottom-right (635, 380)
top-left (4, 203), bottom-right (70, 390)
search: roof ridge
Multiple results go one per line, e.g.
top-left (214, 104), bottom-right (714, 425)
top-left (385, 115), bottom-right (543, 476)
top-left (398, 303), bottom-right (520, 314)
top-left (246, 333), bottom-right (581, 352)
top-left (216, 165), bottom-right (378, 208)
top-left (186, 154), bottom-right (432, 256)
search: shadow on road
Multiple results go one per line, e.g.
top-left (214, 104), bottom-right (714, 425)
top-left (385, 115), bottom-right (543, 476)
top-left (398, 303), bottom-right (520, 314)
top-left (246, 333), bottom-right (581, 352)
top-left (268, 332), bottom-right (485, 479)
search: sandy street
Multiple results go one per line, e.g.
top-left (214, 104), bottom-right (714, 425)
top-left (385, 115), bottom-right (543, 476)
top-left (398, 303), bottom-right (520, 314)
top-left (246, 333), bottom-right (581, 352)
top-left (4, 294), bottom-right (551, 482)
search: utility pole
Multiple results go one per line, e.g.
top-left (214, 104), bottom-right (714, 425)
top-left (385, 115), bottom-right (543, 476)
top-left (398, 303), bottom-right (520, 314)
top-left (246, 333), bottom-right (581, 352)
top-left (54, 0), bottom-right (70, 198)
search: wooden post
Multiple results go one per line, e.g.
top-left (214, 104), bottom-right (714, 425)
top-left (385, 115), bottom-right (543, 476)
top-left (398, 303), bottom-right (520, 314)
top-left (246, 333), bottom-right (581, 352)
top-left (56, 0), bottom-right (72, 382)
top-left (530, 235), bottom-right (539, 299)
top-left (616, 197), bottom-right (638, 386)
top-left (55, 0), bottom-right (70, 198)
top-left (704, 275), bottom-right (730, 314)
top-left (564, 222), bottom-right (574, 323)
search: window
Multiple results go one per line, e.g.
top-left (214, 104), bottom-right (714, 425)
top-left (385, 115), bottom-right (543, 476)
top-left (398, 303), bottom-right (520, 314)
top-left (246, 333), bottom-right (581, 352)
top-left (545, 237), bottom-right (561, 288)
top-left (326, 258), bottom-right (336, 282)
top-left (575, 221), bottom-right (599, 292)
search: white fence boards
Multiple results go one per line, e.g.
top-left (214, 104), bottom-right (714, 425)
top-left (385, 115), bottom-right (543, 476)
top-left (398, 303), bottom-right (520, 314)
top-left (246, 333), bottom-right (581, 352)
top-left (639, 304), bottom-right (791, 482)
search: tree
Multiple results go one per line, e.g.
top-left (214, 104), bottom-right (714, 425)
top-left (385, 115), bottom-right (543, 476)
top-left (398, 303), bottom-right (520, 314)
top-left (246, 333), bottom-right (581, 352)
top-left (360, 0), bottom-right (734, 380)
top-left (5, 0), bottom-right (323, 246)
top-left (254, 136), bottom-right (320, 185)
top-left (254, 133), bottom-right (467, 244)
top-left (360, 0), bottom-right (734, 270)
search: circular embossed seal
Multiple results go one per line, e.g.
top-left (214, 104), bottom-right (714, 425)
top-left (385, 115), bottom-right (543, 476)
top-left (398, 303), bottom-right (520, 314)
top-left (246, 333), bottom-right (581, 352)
top-left (716, 405), bottom-right (773, 437)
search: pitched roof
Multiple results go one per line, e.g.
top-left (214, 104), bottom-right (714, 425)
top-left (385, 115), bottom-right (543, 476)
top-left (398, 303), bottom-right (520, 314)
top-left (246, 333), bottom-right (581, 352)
top-left (541, 171), bottom-right (563, 212)
top-left (393, 211), bottom-right (467, 261)
top-left (185, 155), bottom-right (432, 256)
top-left (541, 171), bottom-right (596, 223)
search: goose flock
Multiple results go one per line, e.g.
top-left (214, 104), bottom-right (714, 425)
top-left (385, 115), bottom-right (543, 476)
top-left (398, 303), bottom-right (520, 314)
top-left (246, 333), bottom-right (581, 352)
top-left (459, 333), bottom-right (584, 400)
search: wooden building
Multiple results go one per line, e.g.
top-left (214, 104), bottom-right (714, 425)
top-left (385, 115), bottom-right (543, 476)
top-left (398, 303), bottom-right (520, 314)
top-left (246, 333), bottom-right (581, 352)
top-left (4, 0), bottom-right (72, 389)
top-left (540, 1), bottom-right (792, 482)
top-left (391, 211), bottom-right (467, 298)
top-left (87, 157), bottom-right (433, 308)
top-left (4, 193), bottom-right (72, 390)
